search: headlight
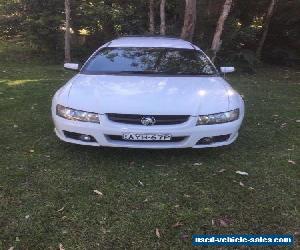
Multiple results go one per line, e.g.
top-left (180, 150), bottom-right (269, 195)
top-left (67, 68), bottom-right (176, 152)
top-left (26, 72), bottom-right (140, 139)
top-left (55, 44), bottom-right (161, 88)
top-left (197, 109), bottom-right (239, 125)
top-left (56, 104), bottom-right (100, 123)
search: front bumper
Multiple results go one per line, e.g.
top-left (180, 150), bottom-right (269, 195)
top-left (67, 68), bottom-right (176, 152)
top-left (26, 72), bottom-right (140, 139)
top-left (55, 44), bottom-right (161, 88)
top-left (52, 114), bottom-right (243, 149)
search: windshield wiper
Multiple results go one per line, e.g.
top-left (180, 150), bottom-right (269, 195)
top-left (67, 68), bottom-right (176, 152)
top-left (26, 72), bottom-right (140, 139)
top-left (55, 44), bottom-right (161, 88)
top-left (117, 71), bottom-right (158, 74)
top-left (158, 71), bottom-right (214, 76)
top-left (178, 72), bottom-right (214, 75)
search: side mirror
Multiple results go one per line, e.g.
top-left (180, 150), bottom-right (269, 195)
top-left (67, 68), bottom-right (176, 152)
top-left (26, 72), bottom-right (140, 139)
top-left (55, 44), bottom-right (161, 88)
top-left (64, 63), bottom-right (79, 71)
top-left (220, 67), bottom-right (235, 73)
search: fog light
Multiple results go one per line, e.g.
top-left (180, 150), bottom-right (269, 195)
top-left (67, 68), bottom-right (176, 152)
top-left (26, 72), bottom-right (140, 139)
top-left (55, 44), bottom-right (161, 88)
top-left (63, 131), bottom-right (97, 143)
top-left (80, 135), bottom-right (92, 142)
top-left (196, 134), bottom-right (231, 145)
top-left (201, 137), bottom-right (213, 144)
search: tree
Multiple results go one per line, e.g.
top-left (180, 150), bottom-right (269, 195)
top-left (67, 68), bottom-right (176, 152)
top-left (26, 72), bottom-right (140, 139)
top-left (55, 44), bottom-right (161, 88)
top-left (160, 0), bottom-right (166, 35)
top-left (256, 0), bottom-right (277, 60)
top-left (210, 0), bottom-right (233, 61)
top-left (64, 0), bottom-right (71, 62)
top-left (180, 0), bottom-right (197, 41)
top-left (1, 0), bottom-right (299, 64)
top-left (149, 0), bottom-right (155, 34)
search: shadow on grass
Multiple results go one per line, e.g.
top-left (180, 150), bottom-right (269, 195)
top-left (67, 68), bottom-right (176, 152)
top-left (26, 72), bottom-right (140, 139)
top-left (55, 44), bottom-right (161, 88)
top-left (1, 63), bottom-right (300, 249)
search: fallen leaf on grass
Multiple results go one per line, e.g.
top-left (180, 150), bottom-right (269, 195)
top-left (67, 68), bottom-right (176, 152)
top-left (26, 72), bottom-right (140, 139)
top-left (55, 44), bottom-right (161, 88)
top-left (155, 228), bottom-right (161, 238)
top-left (8, 247), bottom-right (14, 250)
top-left (248, 187), bottom-right (255, 191)
top-left (296, 120), bottom-right (300, 123)
top-left (59, 243), bottom-right (65, 250)
top-left (15, 237), bottom-right (20, 242)
top-left (159, 173), bottom-right (169, 177)
top-left (138, 180), bottom-right (144, 186)
top-left (13, 124), bottom-right (18, 128)
top-left (288, 160), bottom-right (296, 165)
top-left (93, 190), bottom-right (103, 196)
top-left (235, 171), bottom-right (249, 176)
top-left (172, 222), bottom-right (184, 228)
top-left (280, 123), bottom-right (287, 128)
top-left (193, 162), bottom-right (202, 166)
top-left (184, 194), bottom-right (191, 198)
top-left (211, 219), bottom-right (215, 226)
top-left (25, 215), bottom-right (30, 219)
top-left (174, 205), bottom-right (180, 208)
top-left (239, 181), bottom-right (245, 187)
top-left (212, 217), bottom-right (233, 227)
top-left (100, 228), bottom-right (111, 234)
top-left (218, 169), bottom-right (226, 173)
top-left (219, 219), bottom-right (229, 227)
top-left (180, 233), bottom-right (189, 241)
top-left (57, 206), bottom-right (65, 212)
top-left (29, 149), bottom-right (35, 153)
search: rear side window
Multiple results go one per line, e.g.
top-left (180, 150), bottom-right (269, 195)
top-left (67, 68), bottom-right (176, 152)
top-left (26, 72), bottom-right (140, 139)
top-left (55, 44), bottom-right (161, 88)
top-left (82, 47), bottom-right (217, 76)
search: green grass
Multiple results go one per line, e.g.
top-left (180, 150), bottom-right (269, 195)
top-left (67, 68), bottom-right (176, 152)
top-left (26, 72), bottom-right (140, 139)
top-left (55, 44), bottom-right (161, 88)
top-left (0, 41), bottom-right (299, 249)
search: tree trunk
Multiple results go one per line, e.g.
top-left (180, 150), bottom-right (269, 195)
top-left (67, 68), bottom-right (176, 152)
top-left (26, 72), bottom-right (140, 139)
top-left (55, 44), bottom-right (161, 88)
top-left (149, 0), bottom-right (155, 34)
top-left (256, 0), bottom-right (276, 60)
top-left (64, 0), bottom-right (71, 62)
top-left (160, 0), bottom-right (166, 35)
top-left (180, 0), bottom-right (197, 41)
top-left (210, 0), bottom-right (233, 62)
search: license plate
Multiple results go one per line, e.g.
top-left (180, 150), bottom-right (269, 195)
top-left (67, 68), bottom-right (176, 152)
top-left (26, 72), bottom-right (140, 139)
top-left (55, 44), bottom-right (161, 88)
top-left (122, 133), bottom-right (172, 141)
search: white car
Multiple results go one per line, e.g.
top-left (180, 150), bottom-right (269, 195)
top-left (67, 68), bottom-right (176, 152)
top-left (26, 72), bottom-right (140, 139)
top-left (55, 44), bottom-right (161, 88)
top-left (52, 36), bottom-right (244, 149)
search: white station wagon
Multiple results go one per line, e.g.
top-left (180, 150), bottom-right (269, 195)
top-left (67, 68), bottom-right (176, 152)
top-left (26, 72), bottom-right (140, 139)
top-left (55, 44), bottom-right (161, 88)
top-left (52, 36), bottom-right (244, 148)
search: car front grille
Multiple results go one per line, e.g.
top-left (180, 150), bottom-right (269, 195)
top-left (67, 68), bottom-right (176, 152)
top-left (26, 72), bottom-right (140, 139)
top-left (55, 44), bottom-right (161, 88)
top-left (106, 135), bottom-right (186, 143)
top-left (106, 113), bottom-right (189, 125)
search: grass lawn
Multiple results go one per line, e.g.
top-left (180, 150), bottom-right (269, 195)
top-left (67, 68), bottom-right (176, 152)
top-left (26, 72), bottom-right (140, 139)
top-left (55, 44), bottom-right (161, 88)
top-left (0, 41), bottom-right (299, 249)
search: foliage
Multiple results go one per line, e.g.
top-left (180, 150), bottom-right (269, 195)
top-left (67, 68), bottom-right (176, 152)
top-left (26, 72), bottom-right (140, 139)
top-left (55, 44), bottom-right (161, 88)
top-left (0, 0), bottom-right (299, 65)
top-left (0, 0), bottom-right (25, 37)
top-left (263, 0), bottom-right (300, 66)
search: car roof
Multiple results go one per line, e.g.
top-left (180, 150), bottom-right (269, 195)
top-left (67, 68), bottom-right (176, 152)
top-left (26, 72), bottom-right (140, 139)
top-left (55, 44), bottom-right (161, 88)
top-left (107, 36), bottom-right (198, 50)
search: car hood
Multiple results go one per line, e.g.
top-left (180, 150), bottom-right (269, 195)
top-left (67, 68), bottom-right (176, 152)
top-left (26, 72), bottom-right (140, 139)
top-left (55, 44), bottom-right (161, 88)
top-left (65, 74), bottom-right (230, 116)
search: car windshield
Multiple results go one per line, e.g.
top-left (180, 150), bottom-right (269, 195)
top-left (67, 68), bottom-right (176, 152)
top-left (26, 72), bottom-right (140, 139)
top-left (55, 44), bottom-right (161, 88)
top-left (82, 47), bottom-right (217, 75)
